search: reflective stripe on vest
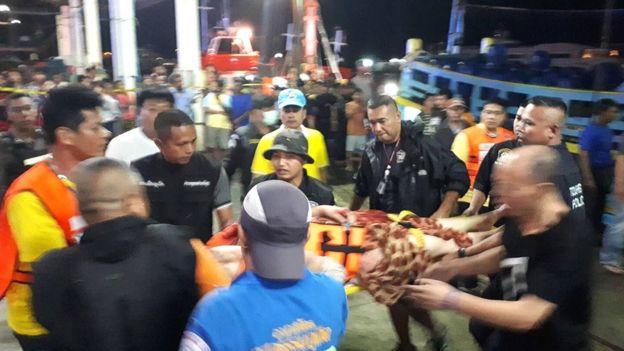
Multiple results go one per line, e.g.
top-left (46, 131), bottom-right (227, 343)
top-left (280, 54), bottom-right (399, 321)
top-left (464, 127), bottom-right (514, 185)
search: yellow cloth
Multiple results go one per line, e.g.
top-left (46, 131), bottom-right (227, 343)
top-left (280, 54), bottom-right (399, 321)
top-left (451, 130), bottom-right (470, 164)
top-left (6, 186), bottom-right (72, 336)
top-left (251, 127), bottom-right (330, 180)
top-left (204, 93), bottom-right (232, 130)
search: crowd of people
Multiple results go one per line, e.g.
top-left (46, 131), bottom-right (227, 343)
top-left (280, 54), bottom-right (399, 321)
top-left (0, 61), bottom-right (621, 351)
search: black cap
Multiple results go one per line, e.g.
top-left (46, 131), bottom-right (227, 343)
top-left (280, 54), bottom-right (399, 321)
top-left (263, 129), bottom-right (314, 164)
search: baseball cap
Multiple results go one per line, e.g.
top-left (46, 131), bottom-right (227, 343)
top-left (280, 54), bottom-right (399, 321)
top-left (447, 98), bottom-right (468, 110)
top-left (240, 180), bottom-right (312, 280)
top-left (278, 88), bottom-right (306, 109)
top-left (263, 129), bottom-right (315, 164)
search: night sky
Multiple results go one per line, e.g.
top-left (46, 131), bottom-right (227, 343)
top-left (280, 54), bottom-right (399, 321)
top-left (4, 1), bottom-right (624, 69)
top-left (134, 0), bottom-right (624, 68)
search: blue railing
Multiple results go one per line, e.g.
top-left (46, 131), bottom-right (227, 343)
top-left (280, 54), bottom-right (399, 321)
top-left (400, 61), bottom-right (624, 148)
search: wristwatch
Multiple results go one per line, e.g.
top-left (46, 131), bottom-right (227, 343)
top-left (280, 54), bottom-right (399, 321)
top-left (458, 247), bottom-right (467, 258)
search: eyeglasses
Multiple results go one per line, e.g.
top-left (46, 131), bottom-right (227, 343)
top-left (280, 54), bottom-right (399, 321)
top-left (282, 106), bottom-right (302, 113)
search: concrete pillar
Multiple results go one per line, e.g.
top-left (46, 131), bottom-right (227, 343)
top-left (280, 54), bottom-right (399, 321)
top-left (69, 0), bottom-right (86, 74)
top-left (108, 0), bottom-right (138, 90)
top-left (174, 0), bottom-right (204, 147)
top-left (83, 0), bottom-right (102, 67)
top-left (56, 6), bottom-right (72, 65)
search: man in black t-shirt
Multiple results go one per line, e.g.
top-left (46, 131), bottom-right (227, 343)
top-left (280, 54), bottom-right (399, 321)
top-left (132, 110), bottom-right (233, 241)
top-left (405, 145), bottom-right (591, 351)
top-left (465, 97), bottom-right (585, 220)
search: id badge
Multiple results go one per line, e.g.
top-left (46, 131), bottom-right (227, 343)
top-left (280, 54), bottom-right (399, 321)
top-left (376, 180), bottom-right (387, 195)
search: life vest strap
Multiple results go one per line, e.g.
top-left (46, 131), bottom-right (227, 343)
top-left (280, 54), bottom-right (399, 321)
top-left (320, 231), bottom-right (366, 267)
top-left (12, 271), bottom-right (32, 284)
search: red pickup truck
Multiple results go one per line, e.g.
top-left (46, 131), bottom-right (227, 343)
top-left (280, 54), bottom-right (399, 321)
top-left (202, 35), bottom-right (259, 74)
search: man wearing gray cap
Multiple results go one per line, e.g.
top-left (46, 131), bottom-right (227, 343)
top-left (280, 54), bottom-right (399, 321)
top-left (250, 129), bottom-right (335, 206)
top-left (180, 180), bottom-right (348, 351)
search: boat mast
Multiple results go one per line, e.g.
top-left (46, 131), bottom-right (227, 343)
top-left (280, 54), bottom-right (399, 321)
top-left (446, 0), bottom-right (466, 54)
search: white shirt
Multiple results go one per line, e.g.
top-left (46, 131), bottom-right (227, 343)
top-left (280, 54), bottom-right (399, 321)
top-left (99, 95), bottom-right (121, 123)
top-left (105, 127), bottom-right (159, 165)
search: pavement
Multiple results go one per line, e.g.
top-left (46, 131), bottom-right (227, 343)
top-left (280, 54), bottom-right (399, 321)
top-left (1, 170), bottom-right (623, 350)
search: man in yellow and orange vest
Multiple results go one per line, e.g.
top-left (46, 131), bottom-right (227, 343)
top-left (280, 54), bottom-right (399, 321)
top-left (451, 98), bottom-right (514, 187)
top-left (0, 85), bottom-right (111, 350)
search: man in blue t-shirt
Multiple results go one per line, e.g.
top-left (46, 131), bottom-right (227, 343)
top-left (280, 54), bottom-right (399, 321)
top-left (180, 180), bottom-right (348, 351)
top-left (579, 98), bottom-right (620, 237)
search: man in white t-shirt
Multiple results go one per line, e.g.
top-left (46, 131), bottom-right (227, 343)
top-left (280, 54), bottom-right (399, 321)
top-left (106, 88), bottom-right (174, 164)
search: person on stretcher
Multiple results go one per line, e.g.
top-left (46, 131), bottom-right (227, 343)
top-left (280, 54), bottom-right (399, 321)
top-left (203, 202), bottom-right (506, 288)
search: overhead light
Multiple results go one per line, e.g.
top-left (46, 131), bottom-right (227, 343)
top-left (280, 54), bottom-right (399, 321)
top-left (383, 82), bottom-right (399, 97)
top-left (237, 27), bottom-right (253, 40)
top-left (272, 76), bottom-right (288, 88)
top-left (9, 19), bottom-right (20, 25)
top-left (361, 58), bottom-right (374, 68)
top-left (0, 5), bottom-right (10, 12)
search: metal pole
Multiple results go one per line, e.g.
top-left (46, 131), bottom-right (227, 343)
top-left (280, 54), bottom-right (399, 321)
top-left (108, 0), bottom-right (138, 90)
top-left (260, 0), bottom-right (273, 63)
top-left (83, 0), bottom-right (102, 67)
top-left (600, 0), bottom-right (615, 49)
top-left (199, 0), bottom-right (211, 52)
top-left (221, 0), bottom-right (230, 28)
top-left (291, 0), bottom-right (303, 67)
top-left (446, 0), bottom-right (465, 54)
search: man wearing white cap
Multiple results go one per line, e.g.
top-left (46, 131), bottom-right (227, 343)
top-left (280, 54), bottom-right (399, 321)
top-left (251, 88), bottom-right (330, 182)
top-left (180, 180), bottom-right (348, 351)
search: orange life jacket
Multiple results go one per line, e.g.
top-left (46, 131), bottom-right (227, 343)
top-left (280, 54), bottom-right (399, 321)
top-left (208, 222), bottom-right (366, 282)
top-left (464, 126), bottom-right (514, 186)
top-left (0, 161), bottom-right (82, 298)
top-left (305, 222), bottom-right (366, 281)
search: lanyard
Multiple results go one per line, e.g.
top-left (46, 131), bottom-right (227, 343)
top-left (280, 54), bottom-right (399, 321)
top-left (377, 138), bottom-right (400, 195)
top-left (383, 138), bottom-right (401, 178)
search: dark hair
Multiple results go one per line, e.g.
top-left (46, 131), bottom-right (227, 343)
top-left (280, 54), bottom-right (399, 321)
top-left (6, 93), bottom-right (31, 104)
top-left (594, 98), bottom-right (618, 115)
top-left (154, 109), bottom-right (194, 141)
top-left (93, 80), bottom-right (108, 89)
top-left (530, 147), bottom-right (561, 184)
top-left (436, 88), bottom-right (453, 99)
top-left (483, 97), bottom-right (507, 110)
top-left (168, 73), bottom-right (182, 83)
top-left (367, 95), bottom-right (398, 111)
top-left (526, 96), bottom-right (568, 114)
top-left (136, 87), bottom-right (174, 108)
top-left (76, 74), bottom-right (89, 83)
top-left (253, 96), bottom-right (275, 110)
top-left (41, 85), bottom-right (102, 144)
